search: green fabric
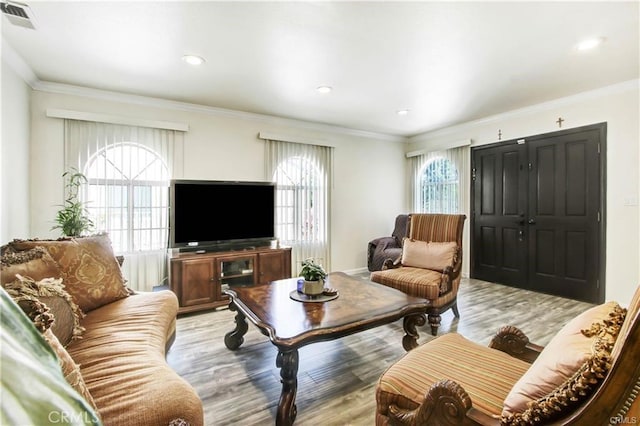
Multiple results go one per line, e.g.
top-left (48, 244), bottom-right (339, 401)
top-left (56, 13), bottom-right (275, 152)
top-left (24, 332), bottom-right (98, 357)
top-left (0, 286), bottom-right (101, 425)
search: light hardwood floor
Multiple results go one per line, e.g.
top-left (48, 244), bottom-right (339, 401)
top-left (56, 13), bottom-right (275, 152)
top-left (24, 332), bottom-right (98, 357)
top-left (166, 276), bottom-right (594, 426)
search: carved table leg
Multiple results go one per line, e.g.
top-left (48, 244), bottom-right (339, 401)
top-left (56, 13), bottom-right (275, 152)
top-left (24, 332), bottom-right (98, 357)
top-left (402, 313), bottom-right (426, 351)
top-left (224, 301), bottom-right (248, 350)
top-left (275, 350), bottom-right (299, 426)
top-left (428, 314), bottom-right (442, 336)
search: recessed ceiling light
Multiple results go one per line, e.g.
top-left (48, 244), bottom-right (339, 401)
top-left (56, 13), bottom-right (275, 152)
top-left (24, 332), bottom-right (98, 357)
top-left (316, 86), bottom-right (332, 94)
top-left (182, 55), bottom-right (205, 65)
top-left (576, 37), bottom-right (605, 51)
top-left (396, 109), bottom-right (410, 116)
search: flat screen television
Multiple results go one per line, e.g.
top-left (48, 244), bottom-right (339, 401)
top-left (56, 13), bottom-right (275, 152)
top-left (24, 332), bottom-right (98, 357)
top-left (170, 180), bottom-right (275, 250)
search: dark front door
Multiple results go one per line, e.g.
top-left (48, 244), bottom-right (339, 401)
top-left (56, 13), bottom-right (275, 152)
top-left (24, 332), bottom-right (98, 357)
top-left (472, 141), bottom-right (528, 288)
top-left (471, 123), bottom-right (605, 303)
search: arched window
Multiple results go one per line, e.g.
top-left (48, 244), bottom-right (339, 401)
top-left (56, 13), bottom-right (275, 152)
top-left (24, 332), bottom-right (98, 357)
top-left (84, 142), bottom-right (170, 253)
top-left (419, 157), bottom-right (459, 213)
top-left (272, 156), bottom-right (326, 244)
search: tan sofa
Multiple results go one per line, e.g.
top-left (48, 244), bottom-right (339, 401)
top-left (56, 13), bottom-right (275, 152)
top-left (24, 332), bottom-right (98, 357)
top-left (1, 234), bottom-right (203, 426)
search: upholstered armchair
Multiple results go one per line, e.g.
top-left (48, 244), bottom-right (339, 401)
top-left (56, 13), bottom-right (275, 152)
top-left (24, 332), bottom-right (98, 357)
top-left (367, 214), bottom-right (409, 272)
top-left (370, 213), bottom-right (466, 335)
top-left (375, 285), bottom-right (640, 425)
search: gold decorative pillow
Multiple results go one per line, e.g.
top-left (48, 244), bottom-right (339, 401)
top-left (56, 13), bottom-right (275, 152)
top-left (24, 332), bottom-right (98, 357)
top-left (1, 245), bottom-right (63, 284)
top-left (4, 275), bottom-right (85, 346)
top-left (10, 233), bottom-right (129, 312)
top-left (401, 238), bottom-right (457, 271)
top-left (501, 301), bottom-right (626, 424)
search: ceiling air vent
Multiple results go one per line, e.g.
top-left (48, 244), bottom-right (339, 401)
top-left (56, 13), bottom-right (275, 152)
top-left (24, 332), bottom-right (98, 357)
top-left (1, 1), bottom-right (36, 29)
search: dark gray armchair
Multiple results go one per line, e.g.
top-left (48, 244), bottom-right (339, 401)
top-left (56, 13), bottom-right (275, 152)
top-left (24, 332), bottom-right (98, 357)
top-left (367, 214), bottom-right (409, 272)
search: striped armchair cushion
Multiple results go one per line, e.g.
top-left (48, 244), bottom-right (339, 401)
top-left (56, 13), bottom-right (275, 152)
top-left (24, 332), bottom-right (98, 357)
top-left (370, 267), bottom-right (443, 300)
top-left (376, 333), bottom-right (531, 422)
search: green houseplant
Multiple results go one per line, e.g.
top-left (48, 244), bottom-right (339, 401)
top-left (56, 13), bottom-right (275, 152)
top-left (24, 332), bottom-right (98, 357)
top-left (52, 168), bottom-right (94, 237)
top-left (299, 258), bottom-right (327, 295)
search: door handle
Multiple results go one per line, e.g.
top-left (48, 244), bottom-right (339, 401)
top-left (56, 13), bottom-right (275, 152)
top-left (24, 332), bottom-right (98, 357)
top-left (528, 218), bottom-right (536, 225)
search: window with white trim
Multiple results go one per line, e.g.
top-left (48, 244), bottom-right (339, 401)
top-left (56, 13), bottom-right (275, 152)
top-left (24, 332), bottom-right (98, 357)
top-left (418, 156), bottom-right (459, 213)
top-left (84, 142), bottom-right (169, 253)
top-left (272, 156), bottom-right (325, 244)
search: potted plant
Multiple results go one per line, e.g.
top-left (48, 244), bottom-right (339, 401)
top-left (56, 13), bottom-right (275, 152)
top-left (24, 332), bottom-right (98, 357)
top-left (299, 258), bottom-right (327, 296)
top-left (52, 168), bottom-right (94, 237)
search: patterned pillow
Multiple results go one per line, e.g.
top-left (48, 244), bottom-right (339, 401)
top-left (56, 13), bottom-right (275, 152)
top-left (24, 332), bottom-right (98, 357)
top-left (9, 233), bottom-right (129, 312)
top-left (401, 238), bottom-right (457, 271)
top-left (501, 301), bottom-right (626, 424)
top-left (3, 275), bottom-right (85, 346)
top-left (1, 245), bottom-right (63, 284)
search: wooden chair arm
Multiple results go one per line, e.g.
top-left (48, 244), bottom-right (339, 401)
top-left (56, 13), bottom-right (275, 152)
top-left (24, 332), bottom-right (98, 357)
top-left (387, 379), bottom-right (498, 425)
top-left (488, 325), bottom-right (544, 363)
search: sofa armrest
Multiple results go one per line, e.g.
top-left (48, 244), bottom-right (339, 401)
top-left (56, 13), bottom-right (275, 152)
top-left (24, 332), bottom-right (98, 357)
top-left (381, 256), bottom-right (402, 270)
top-left (488, 325), bottom-right (544, 363)
top-left (387, 379), bottom-right (499, 425)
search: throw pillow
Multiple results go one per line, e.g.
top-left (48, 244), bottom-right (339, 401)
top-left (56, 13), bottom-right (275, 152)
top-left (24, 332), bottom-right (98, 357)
top-left (3, 275), bottom-right (85, 346)
top-left (501, 301), bottom-right (626, 424)
top-left (1, 245), bottom-right (63, 284)
top-left (42, 327), bottom-right (101, 415)
top-left (10, 233), bottom-right (129, 312)
top-left (401, 238), bottom-right (457, 271)
top-left (1, 286), bottom-right (101, 425)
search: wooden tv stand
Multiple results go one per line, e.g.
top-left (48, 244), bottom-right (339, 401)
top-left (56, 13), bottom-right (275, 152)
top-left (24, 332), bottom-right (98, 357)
top-left (169, 246), bottom-right (292, 314)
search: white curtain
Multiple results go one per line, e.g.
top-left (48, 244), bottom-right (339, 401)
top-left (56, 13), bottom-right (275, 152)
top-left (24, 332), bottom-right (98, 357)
top-left (264, 139), bottom-right (333, 275)
top-left (64, 120), bottom-right (184, 292)
top-left (410, 145), bottom-right (469, 215)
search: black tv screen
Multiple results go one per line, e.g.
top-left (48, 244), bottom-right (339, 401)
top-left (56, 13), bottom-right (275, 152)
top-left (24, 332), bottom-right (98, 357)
top-left (170, 180), bottom-right (275, 248)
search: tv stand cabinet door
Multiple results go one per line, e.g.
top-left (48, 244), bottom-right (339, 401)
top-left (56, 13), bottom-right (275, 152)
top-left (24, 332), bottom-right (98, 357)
top-left (176, 257), bottom-right (218, 307)
top-left (258, 249), bottom-right (292, 284)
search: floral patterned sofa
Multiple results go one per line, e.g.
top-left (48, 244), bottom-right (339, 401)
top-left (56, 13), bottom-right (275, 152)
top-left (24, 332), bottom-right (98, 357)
top-left (1, 234), bottom-right (203, 426)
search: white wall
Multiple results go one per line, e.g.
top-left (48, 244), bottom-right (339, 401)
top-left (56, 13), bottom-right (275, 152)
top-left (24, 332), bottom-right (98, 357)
top-left (28, 89), bottom-right (407, 272)
top-left (1, 56), bottom-right (31, 243)
top-left (407, 80), bottom-right (640, 305)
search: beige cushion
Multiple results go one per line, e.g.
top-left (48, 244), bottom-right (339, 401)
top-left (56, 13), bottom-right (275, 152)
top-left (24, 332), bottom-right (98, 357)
top-left (3, 275), bottom-right (85, 346)
top-left (401, 238), bottom-right (457, 271)
top-left (10, 234), bottom-right (129, 313)
top-left (502, 301), bottom-right (626, 422)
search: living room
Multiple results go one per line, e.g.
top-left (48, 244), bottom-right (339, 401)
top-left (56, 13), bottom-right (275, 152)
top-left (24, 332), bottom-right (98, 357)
top-left (1, 1), bottom-right (639, 425)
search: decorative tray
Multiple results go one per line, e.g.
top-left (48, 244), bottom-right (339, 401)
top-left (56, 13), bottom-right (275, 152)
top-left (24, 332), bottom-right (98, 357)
top-left (289, 290), bottom-right (339, 303)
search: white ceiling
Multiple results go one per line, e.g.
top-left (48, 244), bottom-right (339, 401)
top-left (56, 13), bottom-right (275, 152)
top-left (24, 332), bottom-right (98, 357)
top-left (2, 1), bottom-right (639, 137)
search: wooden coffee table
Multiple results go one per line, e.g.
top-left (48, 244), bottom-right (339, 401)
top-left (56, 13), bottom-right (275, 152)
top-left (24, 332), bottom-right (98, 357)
top-left (223, 271), bottom-right (429, 425)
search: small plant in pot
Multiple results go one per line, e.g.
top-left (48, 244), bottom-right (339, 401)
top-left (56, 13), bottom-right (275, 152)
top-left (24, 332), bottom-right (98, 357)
top-left (52, 168), bottom-right (94, 237)
top-left (299, 258), bottom-right (327, 296)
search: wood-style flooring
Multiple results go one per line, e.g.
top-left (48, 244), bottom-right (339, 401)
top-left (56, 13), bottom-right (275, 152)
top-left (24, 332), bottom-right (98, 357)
top-left (166, 275), bottom-right (594, 426)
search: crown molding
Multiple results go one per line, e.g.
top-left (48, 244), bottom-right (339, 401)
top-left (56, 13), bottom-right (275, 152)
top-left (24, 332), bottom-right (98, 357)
top-left (31, 80), bottom-right (406, 143)
top-left (2, 35), bottom-right (404, 143)
top-left (408, 79), bottom-right (640, 143)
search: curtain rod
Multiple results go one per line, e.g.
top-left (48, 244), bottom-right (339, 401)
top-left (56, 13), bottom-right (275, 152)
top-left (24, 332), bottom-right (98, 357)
top-left (405, 139), bottom-right (471, 158)
top-left (258, 131), bottom-right (335, 147)
top-left (46, 109), bottom-right (189, 132)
